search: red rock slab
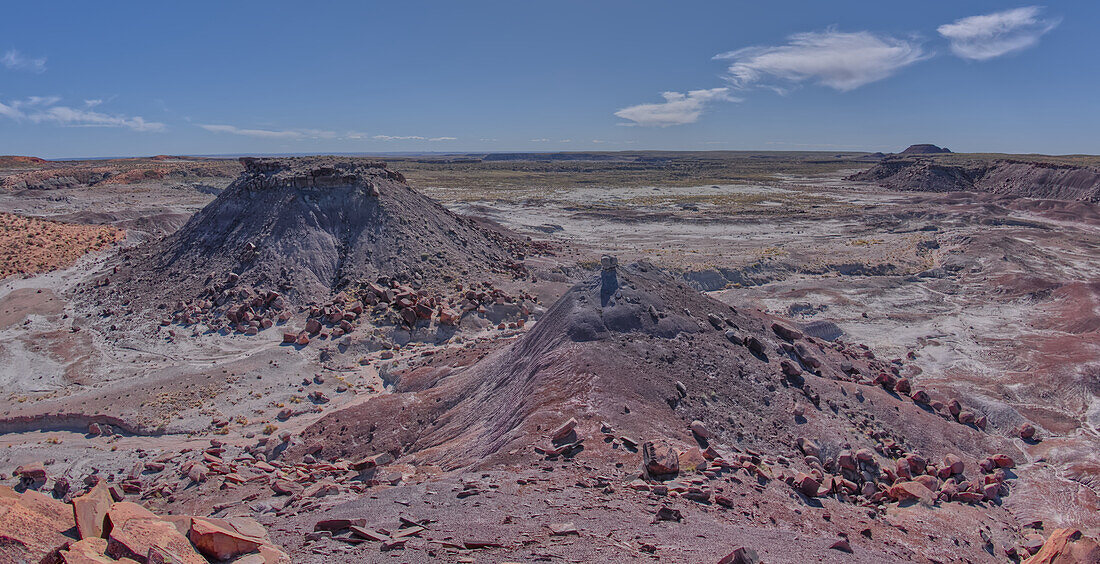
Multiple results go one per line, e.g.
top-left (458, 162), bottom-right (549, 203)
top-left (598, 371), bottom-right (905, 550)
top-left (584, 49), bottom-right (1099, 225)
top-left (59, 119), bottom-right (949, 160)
top-left (1022, 528), bottom-right (1100, 564)
top-left (106, 513), bottom-right (206, 564)
top-left (189, 517), bottom-right (263, 561)
top-left (0, 485), bottom-right (76, 563)
top-left (72, 481), bottom-right (112, 540)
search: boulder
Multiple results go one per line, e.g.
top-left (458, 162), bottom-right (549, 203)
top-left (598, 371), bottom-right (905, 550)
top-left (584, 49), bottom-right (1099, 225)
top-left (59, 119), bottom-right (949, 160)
top-left (189, 517), bottom-right (262, 561)
top-left (677, 447), bottom-right (707, 472)
top-left (0, 486), bottom-right (76, 563)
top-left (771, 322), bottom-right (802, 341)
top-left (689, 420), bottom-right (711, 440)
top-left (943, 454), bottom-right (965, 475)
top-left (549, 418), bottom-right (578, 442)
top-left (72, 481), bottom-right (112, 539)
top-left (59, 537), bottom-right (114, 563)
top-left (642, 440), bottom-right (679, 477)
top-left (15, 462), bottom-right (47, 488)
top-left (1022, 528), bottom-right (1100, 564)
top-left (887, 481), bottom-right (935, 505)
top-left (1018, 423), bottom-right (1037, 440)
top-left (107, 514), bottom-right (207, 564)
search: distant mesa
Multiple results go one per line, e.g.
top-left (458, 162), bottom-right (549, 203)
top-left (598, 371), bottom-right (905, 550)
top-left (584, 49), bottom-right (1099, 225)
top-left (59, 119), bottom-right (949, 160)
top-left (900, 144), bottom-right (952, 155)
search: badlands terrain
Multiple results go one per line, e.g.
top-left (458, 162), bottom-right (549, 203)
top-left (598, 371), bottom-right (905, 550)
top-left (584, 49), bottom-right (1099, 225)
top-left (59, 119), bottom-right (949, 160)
top-left (0, 149), bottom-right (1098, 563)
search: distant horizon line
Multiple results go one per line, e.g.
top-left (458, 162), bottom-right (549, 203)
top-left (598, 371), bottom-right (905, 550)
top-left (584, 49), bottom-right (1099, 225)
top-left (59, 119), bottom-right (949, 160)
top-left (10, 148), bottom-right (1100, 161)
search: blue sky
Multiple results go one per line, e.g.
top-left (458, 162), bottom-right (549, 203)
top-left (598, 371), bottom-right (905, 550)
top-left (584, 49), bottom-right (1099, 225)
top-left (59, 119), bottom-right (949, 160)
top-left (1, 1), bottom-right (1096, 158)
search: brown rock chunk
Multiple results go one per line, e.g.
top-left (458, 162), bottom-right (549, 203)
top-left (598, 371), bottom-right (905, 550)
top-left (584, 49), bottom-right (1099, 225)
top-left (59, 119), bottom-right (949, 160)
top-left (189, 517), bottom-right (262, 561)
top-left (643, 440), bottom-right (679, 476)
top-left (72, 481), bottom-right (112, 540)
top-left (1018, 423), bottom-right (1037, 440)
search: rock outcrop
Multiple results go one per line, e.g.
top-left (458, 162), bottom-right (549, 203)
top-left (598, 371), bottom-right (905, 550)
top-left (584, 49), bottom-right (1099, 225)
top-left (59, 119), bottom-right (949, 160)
top-left (851, 157), bottom-right (1100, 202)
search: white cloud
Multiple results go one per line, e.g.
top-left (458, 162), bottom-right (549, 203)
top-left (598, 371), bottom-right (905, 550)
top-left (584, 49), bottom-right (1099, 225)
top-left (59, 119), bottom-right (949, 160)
top-left (200, 124), bottom-right (343, 139)
top-left (84, 99), bottom-right (103, 108)
top-left (614, 87), bottom-right (735, 127)
top-left (1, 49), bottom-right (46, 73)
top-left (938, 6), bottom-right (1059, 61)
top-left (715, 30), bottom-right (927, 92)
top-left (373, 135), bottom-right (425, 141)
top-left (529, 138), bottom-right (550, 142)
top-left (429, 136), bottom-right (457, 141)
top-left (0, 96), bottom-right (164, 131)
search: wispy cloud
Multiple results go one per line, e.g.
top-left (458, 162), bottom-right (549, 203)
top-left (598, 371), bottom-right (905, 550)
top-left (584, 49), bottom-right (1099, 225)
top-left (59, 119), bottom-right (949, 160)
top-left (938, 6), bottom-right (1059, 61)
top-left (1, 49), bottom-right (47, 73)
top-left (715, 30), bottom-right (928, 92)
top-left (200, 124), bottom-right (342, 139)
top-left (373, 134), bottom-right (424, 141)
top-left (529, 138), bottom-right (550, 142)
top-left (615, 87), bottom-right (735, 127)
top-left (0, 96), bottom-right (164, 131)
top-left (373, 134), bottom-right (456, 141)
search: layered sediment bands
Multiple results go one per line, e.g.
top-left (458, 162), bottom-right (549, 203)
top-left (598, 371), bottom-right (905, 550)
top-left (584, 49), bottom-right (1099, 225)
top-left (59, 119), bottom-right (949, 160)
top-left (851, 158), bottom-right (1100, 202)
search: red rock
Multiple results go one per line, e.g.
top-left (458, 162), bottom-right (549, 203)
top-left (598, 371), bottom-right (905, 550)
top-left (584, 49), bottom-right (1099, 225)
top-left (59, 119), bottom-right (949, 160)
top-left (958, 410), bottom-right (977, 424)
top-left (947, 398), bottom-right (962, 416)
top-left (954, 491), bottom-right (985, 503)
top-left (642, 440), bottom-right (679, 476)
top-left (305, 319), bottom-right (321, 334)
top-left (315, 518), bottom-right (367, 532)
top-left (689, 419), bottom-right (711, 439)
top-left (910, 389), bottom-right (930, 404)
top-left (1021, 528), bottom-right (1100, 564)
top-left (1018, 423), bottom-right (1036, 440)
top-left (678, 447), bottom-right (707, 472)
top-left (895, 378), bottom-right (912, 394)
top-left (873, 372), bottom-right (897, 390)
top-left (795, 472), bottom-right (820, 497)
top-left (887, 481), bottom-right (935, 504)
top-left (73, 481), bottom-right (113, 539)
top-left (296, 332), bottom-right (309, 345)
top-left (549, 418), bottom-right (578, 441)
top-left (189, 517), bottom-right (262, 561)
top-left (943, 454), bottom-right (965, 475)
top-left (913, 474), bottom-right (939, 492)
top-left (59, 537), bottom-right (115, 563)
top-left (106, 506), bottom-right (206, 564)
top-left (282, 332), bottom-right (296, 343)
top-left (771, 322), bottom-right (803, 341)
top-left (829, 539), bottom-right (854, 553)
top-left (991, 454), bottom-right (1015, 469)
top-left (718, 546), bottom-right (761, 564)
top-left (0, 486), bottom-right (76, 563)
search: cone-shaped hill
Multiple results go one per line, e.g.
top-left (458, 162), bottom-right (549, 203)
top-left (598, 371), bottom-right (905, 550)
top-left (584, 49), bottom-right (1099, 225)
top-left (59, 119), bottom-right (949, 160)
top-left (105, 157), bottom-right (527, 312)
top-left (294, 260), bottom-right (1020, 503)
